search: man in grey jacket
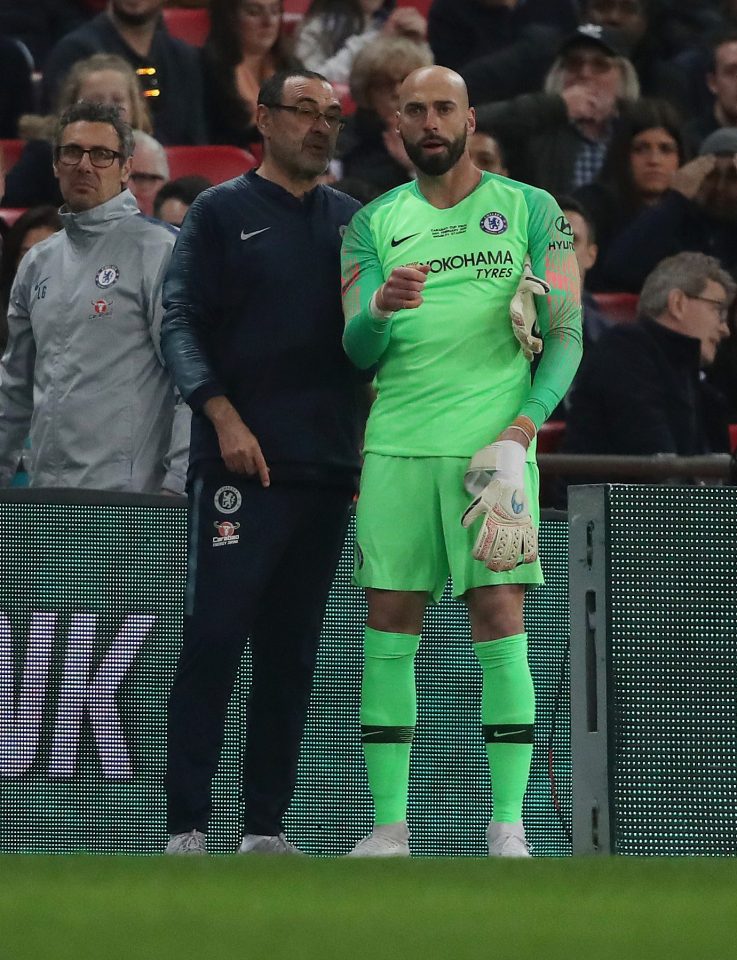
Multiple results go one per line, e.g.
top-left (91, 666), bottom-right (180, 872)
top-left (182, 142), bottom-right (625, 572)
top-left (0, 100), bottom-right (188, 493)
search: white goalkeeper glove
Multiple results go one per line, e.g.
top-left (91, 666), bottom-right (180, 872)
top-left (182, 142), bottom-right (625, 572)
top-left (509, 254), bottom-right (550, 361)
top-left (461, 440), bottom-right (538, 573)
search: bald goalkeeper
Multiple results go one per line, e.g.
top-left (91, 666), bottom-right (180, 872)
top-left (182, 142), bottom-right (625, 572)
top-left (340, 67), bottom-right (582, 857)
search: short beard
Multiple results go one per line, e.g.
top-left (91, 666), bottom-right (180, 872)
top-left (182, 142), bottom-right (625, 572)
top-left (403, 129), bottom-right (467, 176)
top-left (111, 1), bottom-right (160, 28)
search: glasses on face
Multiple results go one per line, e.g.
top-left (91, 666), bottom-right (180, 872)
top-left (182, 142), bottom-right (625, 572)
top-left (562, 52), bottom-right (616, 74)
top-left (56, 144), bottom-right (123, 168)
top-left (686, 294), bottom-right (730, 322)
top-left (268, 103), bottom-right (346, 131)
top-left (588, 0), bottom-right (641, 15)
top-left (240, 2), bottom-right (281, 18)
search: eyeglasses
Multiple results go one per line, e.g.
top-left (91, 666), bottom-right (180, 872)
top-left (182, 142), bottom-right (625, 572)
top-left (267, 104), bottom-right (346, 131)
top-left (56, 144), bottom-right (124, 168)
top-left (562, 52), bottom-right (616, 74)
top-left (686, 294), bottom-right (730, 321)
top-left (240, 2), bottom-right (281, 18)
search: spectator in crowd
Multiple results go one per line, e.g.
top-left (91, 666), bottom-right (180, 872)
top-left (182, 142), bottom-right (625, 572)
top-left (42, 0), bottom-right (207, 145)
top-left (575, 98), bottom-right (687, 290)
top-left (2, 53), bottom-right (154, 210)
top-left (579, 0), bottom-right (690, 109)
top-left (338, 35), bottom-right (433, 192)
top-left (161, 69), bottom-right (362, 856)
top-left (707, 298), bottom-right (737, 421)
top-left (684, 29), bottom-right (737, 153)
top-left (562, 252), bottom-right (733, 488)
top-left (202, 0), bottom-right (299, 150)
top-left (428, 0), bottom-right (578, 103)
top-left (468, 129), bottom-right (508, 175)
top-left (476, 24), bottom-right (640, 194)
top-left (296, 0), bottom-right (426, 86)
top-left (0, 101), bottom-right (189, 493)
top-left (129, 128), bottom-right (169, 216)
top-left (153, 175), bottom-right (211, 227)
top-left (602, 127), bottom-right (737, 290)
top-left (0, 207), bottom-right (63, 351)
top-left (0, 35), bottom-right (34, 138)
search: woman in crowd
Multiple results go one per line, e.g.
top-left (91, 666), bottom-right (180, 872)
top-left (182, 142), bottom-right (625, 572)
top-left (295, 0), bottom-right (426, 86)
top-left (0, 206), bottom-right (63, 350)
top-left (202, 0), bottom-right (298, 149)
top-left (2, 53), bottom-right (152, 209)
top-left (338, 34), bottom-right (433, 193)
top-left (576, 98), bottom-right (687, 290)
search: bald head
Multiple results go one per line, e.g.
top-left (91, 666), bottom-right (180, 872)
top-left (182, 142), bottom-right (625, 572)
top-left (399, 66), bottom-right (470, 113)
top-left (397, 66), bottom-right (475, 178)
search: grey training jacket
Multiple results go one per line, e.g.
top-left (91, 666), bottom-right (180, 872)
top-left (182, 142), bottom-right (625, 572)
top-left (0, 190), bottom-right (190, 493)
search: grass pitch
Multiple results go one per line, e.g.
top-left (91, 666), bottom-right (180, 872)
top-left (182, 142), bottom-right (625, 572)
top-left (1, 855), bottom-right (735, 960)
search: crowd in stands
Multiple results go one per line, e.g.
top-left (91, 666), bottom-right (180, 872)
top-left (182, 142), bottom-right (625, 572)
top-left (0, 0), bottom-right (736, 503)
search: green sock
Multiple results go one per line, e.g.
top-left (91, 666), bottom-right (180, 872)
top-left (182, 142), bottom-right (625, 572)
top-left (360, 626), bottom-right (420, 825)
top-left (474, 633), bottom-right (535, 823)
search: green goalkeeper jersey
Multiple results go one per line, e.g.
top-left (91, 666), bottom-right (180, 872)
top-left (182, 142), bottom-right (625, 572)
top-left (341, 171), bottom-right (583, 458)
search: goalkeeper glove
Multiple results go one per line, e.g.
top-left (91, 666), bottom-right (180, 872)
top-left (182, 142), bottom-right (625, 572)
top-left (461, 439), bottom-right (538, 573)
top-left (510, 254), bottom-right (550, 361)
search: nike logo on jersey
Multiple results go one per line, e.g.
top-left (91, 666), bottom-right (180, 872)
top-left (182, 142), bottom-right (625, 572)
top-left (240, 227), bottom-right (271, 241)
top-left (391, 233), bottom-right (419, 247)
top-left (493, 729), bottom-right (527, 739)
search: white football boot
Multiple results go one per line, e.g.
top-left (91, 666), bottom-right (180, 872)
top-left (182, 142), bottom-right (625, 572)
top-left (165, 829), bottom-right (207, 855)
top-left (347, 822), bottom-right (410, 857)
top-left (238, 833), bottom-right (304, 855)
top-left (487, 820), bottom-right (531, 858)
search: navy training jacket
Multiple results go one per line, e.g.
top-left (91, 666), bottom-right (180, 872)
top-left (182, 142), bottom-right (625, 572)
top-left (161, 170), bottom-right (363, 489)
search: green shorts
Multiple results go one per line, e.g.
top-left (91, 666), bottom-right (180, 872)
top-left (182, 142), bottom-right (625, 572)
top-left (354, 453), bottom-right (544, 602)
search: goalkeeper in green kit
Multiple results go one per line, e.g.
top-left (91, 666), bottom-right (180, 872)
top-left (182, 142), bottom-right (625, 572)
top-left (340, 66), bottom-right (583, 857)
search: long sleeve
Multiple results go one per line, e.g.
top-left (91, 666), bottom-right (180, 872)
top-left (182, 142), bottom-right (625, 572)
top-left (340, 204), bottom-right (391, 369)
top-left (0, 269), bottom-right (36, 484)
top-left (519, 187), bottom-right (583, 429)
top-left (161, 193), bottom-right (226, 412)
top-left (144, 233), bottom-right (191, 493)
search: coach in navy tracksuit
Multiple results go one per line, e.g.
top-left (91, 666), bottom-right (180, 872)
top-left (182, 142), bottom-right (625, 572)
top-left (161, 69), bottom-right (362, 855)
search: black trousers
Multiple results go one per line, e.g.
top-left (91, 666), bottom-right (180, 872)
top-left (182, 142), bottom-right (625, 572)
top-left (165, 464), bottom-right (352, 836)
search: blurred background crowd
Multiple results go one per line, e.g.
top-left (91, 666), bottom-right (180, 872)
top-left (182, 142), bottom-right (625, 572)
top-left (0, 0), bottom-right (736, 503)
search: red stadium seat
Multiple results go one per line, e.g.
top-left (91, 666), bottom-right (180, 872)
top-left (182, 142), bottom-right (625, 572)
top-left (162, 7), bottom-right (211, 46)
top-left (165, 145), bottom-right (257, 184)
top-left (282, 0), bottom-right (310, 13)
top-left (591, 291), bottom-right (640, 325)
top-left (396, 0), bottom-right (433, 15)
top-left (537, 420), bottom-right (566, 453)
top-left (0, 139), bottom-right (24, 174)
top-left (730, 424), bottom-right (737, 453)
top-left (0, 208), bottom-right (28, 228)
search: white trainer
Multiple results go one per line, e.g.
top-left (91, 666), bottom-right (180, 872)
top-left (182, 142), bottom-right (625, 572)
top-left (487, 820), bottom-right (531, 858)
top-left (238, 833), bottom-right (304, 855)
top-left (165, 829), bottom-right (207, 855)
top-left (347, 822), bottom-right (410, 858)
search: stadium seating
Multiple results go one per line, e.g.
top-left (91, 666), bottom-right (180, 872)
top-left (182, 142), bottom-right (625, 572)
top-left (730, 423), bottom-right (737, 453)
top-left (591, 291), bottom-right (639, 325)
top-left (537, 420), bottom-right (566, 453)
top-left (0, 139), bottom-right (24, 174)
top-left (396, 0), bottom-right (432, 13)
top-left (165, 145), bottom-right (258, 183)
top-left (0, 208), bottom-right (27, 228)
top-left (162, 7), bottom-right (211, 46)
